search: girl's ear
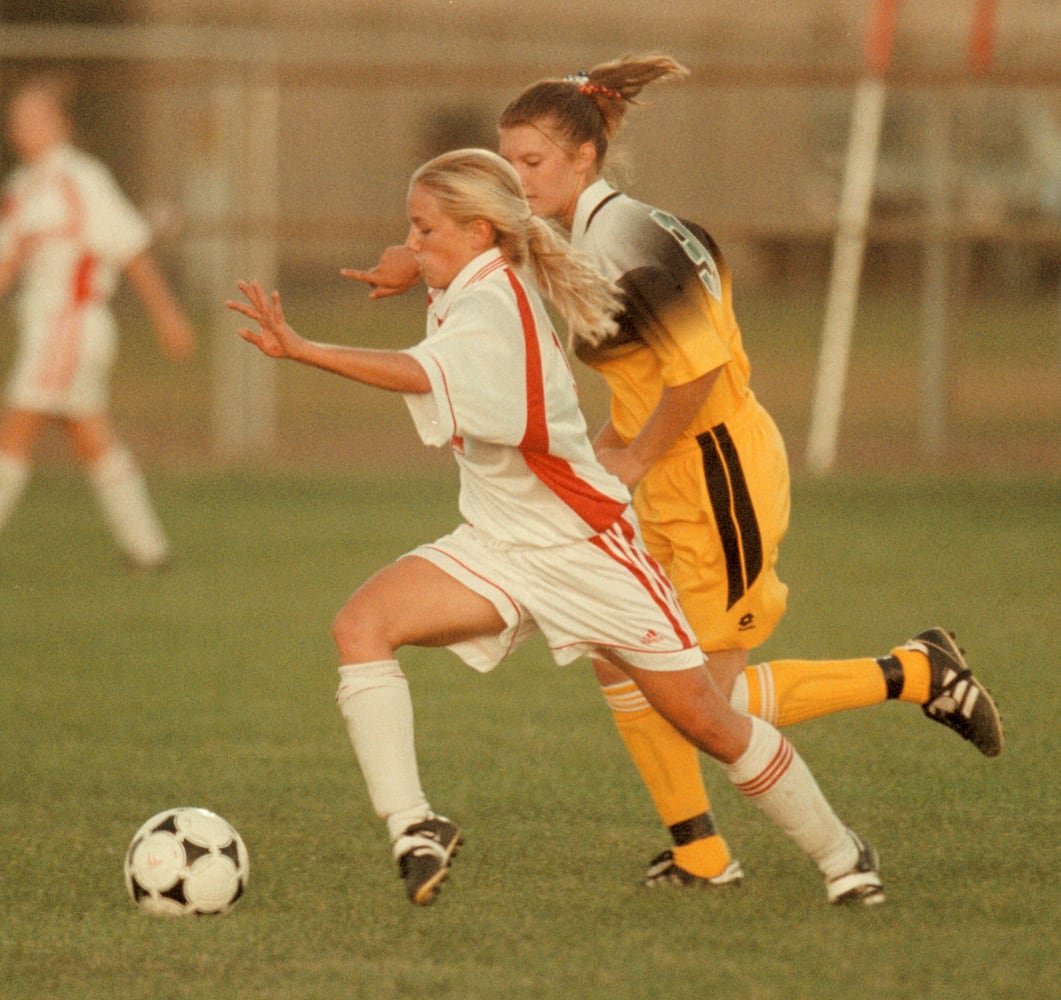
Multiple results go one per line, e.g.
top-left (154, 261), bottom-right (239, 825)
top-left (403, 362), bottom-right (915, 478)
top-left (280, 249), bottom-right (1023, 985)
top-left (573, 141), bottom-right (598, 176)
top-left (469, 218), bottom-right (495, 251)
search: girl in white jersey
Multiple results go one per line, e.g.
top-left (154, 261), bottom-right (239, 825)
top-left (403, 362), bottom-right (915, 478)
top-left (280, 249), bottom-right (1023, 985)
top-left (0, 75), bottom-right (195, 569)
top-left (229, 148), bottom-right (883, 908)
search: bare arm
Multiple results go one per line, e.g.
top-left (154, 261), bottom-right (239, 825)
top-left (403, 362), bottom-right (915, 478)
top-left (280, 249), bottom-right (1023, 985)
top-left (593, 418), bottom-right (625, 453)
top-left (124, 251), bottom-right (196, 359)
top-left (226, 279), bottom-right (430, 394)
top-left (0, 255), bottom-right (22, 299)
top-left (340, 245), bottom-right (421, 300)
top-left (595, 370), bottom-right (719, 487)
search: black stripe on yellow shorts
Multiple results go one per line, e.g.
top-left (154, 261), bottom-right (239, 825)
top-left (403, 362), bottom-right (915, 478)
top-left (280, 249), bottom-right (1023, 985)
top-left (696, 424), bottom-right (764, 610)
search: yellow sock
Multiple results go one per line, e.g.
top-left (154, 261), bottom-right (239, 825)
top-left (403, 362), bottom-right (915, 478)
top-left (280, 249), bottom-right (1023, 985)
top-left (740, 657), bottom-right (888, 727)
top-left (603, 681), bottom-right (732, 879)
top-left (738, 648), bottom-right (934, 726)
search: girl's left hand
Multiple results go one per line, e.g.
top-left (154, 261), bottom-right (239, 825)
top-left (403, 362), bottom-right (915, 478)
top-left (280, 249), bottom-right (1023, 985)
top-left (595, 445), bottom-right (649, 488)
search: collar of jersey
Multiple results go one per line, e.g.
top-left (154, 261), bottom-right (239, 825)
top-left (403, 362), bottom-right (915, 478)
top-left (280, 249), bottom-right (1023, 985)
top-left (571, 178), bottom-right (618, 242)
top-left (27, 142), bottom-right (75, 174)
top-left (427, 248), bottom-right (507, 320)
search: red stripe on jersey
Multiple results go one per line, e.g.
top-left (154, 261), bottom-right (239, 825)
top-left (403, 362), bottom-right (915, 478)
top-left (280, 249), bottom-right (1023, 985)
top-left (521, 451), bottom-right (627, 534)
top-left (733, 736), bottom-right (793, 798)
top-left (72, 253), bottom-right (97, 305)
top-left (590, 519), bottom-right (698, 649)
top-left (511, 268), bottom-right (549, 454)
top-left (506, 268), bottom-right (627, 534)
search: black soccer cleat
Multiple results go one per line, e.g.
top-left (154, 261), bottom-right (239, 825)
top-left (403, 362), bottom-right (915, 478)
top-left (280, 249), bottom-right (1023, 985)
top-left (826, 830), bottom-right (884, 906)
top-left (906, 628), bottom-right (1004, 757)
top-left (643, 849), bottom-right (744, 888)
top-left (393, 815), bottom-right (463, 906)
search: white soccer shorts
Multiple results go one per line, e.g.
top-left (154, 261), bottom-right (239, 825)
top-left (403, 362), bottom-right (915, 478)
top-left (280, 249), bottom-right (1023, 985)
top-left (409, 517), bottom-right (705, 674)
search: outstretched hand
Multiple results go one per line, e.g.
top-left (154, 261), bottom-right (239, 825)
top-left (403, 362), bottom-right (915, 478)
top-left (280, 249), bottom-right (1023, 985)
top-left (226, 280), bottom-right (303, 359)
top-left (341, 245), bottom-right (421, 300)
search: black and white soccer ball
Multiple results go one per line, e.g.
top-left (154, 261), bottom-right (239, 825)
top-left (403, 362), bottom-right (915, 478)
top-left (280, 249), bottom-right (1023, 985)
top-left (124, 807), bottom-right (249, 916)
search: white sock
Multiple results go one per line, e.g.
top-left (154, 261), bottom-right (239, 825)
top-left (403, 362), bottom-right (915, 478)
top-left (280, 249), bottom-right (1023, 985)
top-left (0, 453), bottom-right (31, 533)
top-left (721, 716), bottom-right (857, 878)
top-left (336, 660), bottom-right (432, 845)
top-left (729, 673), bottom-right (750, 714)
top-left (88, 446), bottom-right (169, 568)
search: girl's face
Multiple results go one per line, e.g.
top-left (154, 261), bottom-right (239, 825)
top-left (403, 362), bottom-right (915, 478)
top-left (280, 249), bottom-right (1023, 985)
top-left (405, 184), bottom-right (491, 290)
top-left (6, 89), bottom-right (69, 163)
top-left (498, 122), bottom-right (596, 230)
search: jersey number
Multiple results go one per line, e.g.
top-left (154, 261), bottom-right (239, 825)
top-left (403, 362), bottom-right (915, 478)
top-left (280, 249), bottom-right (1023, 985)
top-left (649, 209), bottom-right (722, 302)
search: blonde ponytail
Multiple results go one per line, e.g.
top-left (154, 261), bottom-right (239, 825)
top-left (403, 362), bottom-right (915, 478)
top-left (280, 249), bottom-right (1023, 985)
top-left (522, 216), bottom-right (620, 348)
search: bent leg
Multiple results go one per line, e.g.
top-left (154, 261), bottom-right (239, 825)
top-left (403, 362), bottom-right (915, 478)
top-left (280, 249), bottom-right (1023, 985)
top-left (333, 554), bottom-right (507, 662)
top-left (617, 657), bottom-right (861, 887)
top-left (617, 659), bottom-right (751, 765)
top-left (726, 648), bottom-right (930, 727)
top-left (334, 555), bottom-right (505, 841)
top-left (595, 655), bottom-right (735, 880)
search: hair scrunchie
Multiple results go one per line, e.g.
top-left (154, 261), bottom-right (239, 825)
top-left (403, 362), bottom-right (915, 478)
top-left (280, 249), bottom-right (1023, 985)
top-left (563, 71), bottom-right (623, 101)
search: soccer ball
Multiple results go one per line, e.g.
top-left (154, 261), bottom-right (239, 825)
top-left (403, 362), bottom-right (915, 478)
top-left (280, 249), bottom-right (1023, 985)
top-left (124, 807), bottom-right (249, 916)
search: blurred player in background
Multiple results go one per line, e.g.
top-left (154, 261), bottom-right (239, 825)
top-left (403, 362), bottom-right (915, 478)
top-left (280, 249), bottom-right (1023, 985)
top-left (229, 148), bottom-right (886, 908)
top-left (345, 54), bottom-right (1003, 892)
top-left (0, 74), bottom-right (195, 570)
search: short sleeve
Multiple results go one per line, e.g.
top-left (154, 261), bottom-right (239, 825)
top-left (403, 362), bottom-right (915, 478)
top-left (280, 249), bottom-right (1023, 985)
top-left (81, 161), bottom-right (152, 265)
top-left (403, 293), bottom-right (527, 448)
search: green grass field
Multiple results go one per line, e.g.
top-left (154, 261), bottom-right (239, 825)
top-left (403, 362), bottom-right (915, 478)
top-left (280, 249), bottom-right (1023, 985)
top-left (1, 467), bottom-right (1057, 999)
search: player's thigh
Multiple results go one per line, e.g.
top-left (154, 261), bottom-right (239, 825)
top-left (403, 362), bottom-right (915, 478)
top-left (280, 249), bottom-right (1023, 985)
top-left (637, 428), bottom-right (789, 651)
top-left (335, 554), bottom-right (507, 653)
top-left (0, 408), bottom-right (47, 457)
top-left (66, 413), bottom-right (116, 462)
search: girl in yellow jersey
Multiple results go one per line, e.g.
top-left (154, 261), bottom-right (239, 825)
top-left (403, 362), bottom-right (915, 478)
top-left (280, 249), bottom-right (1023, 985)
top-left (346, 55), bottom-right (1003, 890)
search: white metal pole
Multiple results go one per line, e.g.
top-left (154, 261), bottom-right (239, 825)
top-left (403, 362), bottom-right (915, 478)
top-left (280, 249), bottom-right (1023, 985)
top-left (208, 76), bottom-right (280, 461)
top-left (805, 76), bottom-right (889, 474)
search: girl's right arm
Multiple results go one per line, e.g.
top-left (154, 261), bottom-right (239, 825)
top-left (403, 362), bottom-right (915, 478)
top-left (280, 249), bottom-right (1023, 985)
top-left (226, 279), bottom-right (430, 394)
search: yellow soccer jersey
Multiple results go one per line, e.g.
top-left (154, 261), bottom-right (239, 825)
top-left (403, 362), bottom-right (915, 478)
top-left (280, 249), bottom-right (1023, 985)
top-left (570, 180), bottom-right (790, 649)
top-left (570, 179), bottom-right (753, 447)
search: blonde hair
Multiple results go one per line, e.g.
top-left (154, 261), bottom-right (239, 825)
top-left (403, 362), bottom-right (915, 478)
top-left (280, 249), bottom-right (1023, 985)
top-left (498, 54), bottom-right (689, 168)
top-left (410, 148), bottom-right (621, 347)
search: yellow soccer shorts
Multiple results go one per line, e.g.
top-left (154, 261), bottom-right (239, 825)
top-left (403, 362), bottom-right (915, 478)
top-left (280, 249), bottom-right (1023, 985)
top-left (633, 404), bottom-right (791, 652)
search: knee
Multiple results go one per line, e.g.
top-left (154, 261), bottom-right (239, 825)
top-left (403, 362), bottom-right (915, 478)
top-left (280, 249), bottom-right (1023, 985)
top-left (332, 591), bottom-right (391, 662)
top-left (332, 599), bottom-right (364, 656)
top-left (704, 648), bottom-right (750, 700)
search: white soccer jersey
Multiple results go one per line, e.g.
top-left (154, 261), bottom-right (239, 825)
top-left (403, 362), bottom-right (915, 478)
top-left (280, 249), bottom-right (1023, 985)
top-left (403, 248), bottom-right (632, 547)
top-left (0, 143), bottom-right (151, 414)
